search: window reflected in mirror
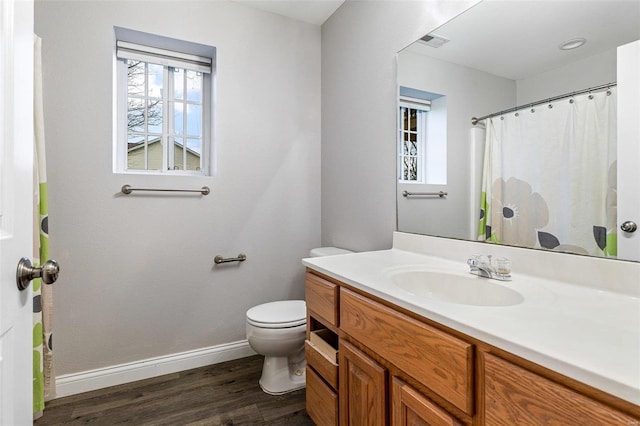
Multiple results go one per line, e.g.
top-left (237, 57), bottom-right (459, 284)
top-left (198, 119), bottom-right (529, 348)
top-left (398, 87), bottom-right (446, 185)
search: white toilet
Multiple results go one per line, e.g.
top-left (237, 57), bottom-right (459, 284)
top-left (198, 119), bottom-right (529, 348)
top-left (246, 247), bottom-right (353, 395)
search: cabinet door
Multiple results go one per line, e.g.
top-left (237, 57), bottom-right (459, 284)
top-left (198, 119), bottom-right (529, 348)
top-left (339, 340), bottom-right (387, 426)
top-left (392, 378), bottom-right (463, 426)
top-left (483, 353), bottom-right (638, 425)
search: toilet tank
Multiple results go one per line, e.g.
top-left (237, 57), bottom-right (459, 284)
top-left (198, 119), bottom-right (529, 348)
top-left (309, 247), bottom-right (353, 257)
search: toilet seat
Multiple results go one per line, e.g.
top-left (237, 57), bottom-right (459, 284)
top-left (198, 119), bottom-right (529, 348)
top-left (247, 300), bottom-right (306, 329)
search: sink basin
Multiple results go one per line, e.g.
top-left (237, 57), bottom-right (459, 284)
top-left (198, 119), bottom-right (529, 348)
top-left (387, 270), bottom-right (524, 307)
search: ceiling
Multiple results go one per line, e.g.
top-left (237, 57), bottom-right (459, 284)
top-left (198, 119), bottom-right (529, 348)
top-left (404, 0), bottom-right (640, 81)
top-left (232, 0), bottom-right (345, 25)
top-left (233, 0), bottom-right (640, 76)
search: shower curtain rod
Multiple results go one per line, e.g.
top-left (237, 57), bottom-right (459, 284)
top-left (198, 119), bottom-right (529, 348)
top-left (471, 82), bottom-right (617, 125)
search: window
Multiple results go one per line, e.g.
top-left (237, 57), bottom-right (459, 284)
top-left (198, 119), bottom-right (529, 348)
top-left (398, 87), bottom-right (447, 185)
top-left (398, 98), bottom-right (429, 182)
top-left (114, 28), bottom-right (215, 175)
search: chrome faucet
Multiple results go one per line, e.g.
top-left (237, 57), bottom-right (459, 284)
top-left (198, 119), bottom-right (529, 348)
top-left (467, 255), bottom-right (511, 281)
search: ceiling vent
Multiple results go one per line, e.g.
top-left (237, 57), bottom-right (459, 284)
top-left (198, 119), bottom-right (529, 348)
top-left (419, 33), bottom-right (449, 48)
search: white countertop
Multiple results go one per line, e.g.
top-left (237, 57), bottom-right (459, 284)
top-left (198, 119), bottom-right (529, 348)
top-left (302, 247), bottom-right (640, 405)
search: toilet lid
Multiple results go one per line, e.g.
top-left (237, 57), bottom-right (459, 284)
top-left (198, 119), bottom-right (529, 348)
top-left (310, 247), bottom-right (353, 257)
top-left (246, 300), bottom-right (306, 328)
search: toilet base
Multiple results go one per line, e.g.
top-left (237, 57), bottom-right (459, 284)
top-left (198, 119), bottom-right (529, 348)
top-left (258, 355), bottom-right (306, 395)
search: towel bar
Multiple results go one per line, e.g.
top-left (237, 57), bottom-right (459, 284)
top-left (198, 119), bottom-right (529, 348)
top-left (121, 185), bottom-right (210, 195)
top-left (402, 190), bottom-right (447, 198)
top-left (214, 254), bottom-right (247, 264)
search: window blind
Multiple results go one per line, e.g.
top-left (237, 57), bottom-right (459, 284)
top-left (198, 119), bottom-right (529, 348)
top-left (399, 96), bottom-right (431, 110)
top-left (116, 41), bottom-right (212, 74)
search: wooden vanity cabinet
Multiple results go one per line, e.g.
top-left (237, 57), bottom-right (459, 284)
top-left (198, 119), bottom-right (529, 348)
top-left (304, 270), bottom-right (640, 425)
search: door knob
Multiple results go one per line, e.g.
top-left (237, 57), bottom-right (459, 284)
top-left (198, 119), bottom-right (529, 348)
top-left (16, 257), bottom-right (60, 291)
top-left (620, 221), bottom-right (637, 233)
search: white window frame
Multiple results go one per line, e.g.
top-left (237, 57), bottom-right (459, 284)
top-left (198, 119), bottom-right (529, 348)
top-left (114, 32), bottom-right (214, 176)
top-left (398, 97), bottom-right (430, 183)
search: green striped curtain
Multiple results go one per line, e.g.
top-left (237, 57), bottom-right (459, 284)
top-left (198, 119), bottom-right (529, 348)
top-left (34, 35), bottom-right (56, 418)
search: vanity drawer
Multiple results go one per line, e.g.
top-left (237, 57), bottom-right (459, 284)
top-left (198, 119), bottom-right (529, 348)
top-left (340, 288), bottom-right (474, 415)
top-left (306, 366), bottom-right (338, 426)
top-left (306, 272), bottom-right (339, 326)
top-left (305, 329), bottom-right (339, 389)
top-left (310, 329), bottom-right (338, 362)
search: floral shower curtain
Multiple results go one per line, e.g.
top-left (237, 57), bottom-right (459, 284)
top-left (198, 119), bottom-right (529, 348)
top-left (478, 87), bottom-right (617, 257)
top-left (34, 35), bottom-right (56, 419)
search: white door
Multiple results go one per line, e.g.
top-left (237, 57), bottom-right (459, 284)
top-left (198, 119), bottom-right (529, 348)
top-left (617, 40), bottom-right (640, 261)
top-left (0, 0), bottom-right (35, 424)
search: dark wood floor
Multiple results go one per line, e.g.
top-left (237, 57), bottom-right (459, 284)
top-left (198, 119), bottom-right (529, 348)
top-left (35, 355), bottom-right (314, 425)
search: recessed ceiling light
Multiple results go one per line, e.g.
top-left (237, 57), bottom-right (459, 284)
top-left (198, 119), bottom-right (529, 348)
top-left (559, 37), bottom-right (586, 50)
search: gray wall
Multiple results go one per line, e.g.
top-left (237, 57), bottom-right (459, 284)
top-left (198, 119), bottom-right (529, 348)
top-left (36, 1), bottom-right (321, 375)
top-left (320, 0), bottom-right (479, 252)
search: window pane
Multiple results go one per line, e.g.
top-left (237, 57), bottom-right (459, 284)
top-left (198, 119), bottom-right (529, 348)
top-left (174, 102), bottom-right (185, 135)
top-left (147, 136), bottom-right (163, 170)
top-left (148, 63), bottom-right (164, 98)
top-left (127, 61), bottom-right (145, 96)
top-left (401, 156), bottom-right (418, 181)
top-left (148, 100), bottom-right (163, 134)
top-left (126, 135), bottom-right (163, 171)
top-left (127, 134), bottom-right (145, 170)
top-left (403, 157), bottom-right (410, 180)
top-left (409, 109), bottom-right (418, 132)
top-left (409, 157), bottom-right (418, 180)
top-left (186, 104), bottom-right (202, 137)
top-left (186, 70), bottom-right (202, 102)
top-left (186, 138), bottom-right (201, 171)
top-left (127, 98), bottom-right (145, 132)
top-left (173, 68), bottom-right (184, 100)
top-left (173, 137), bottom-right (184, 170)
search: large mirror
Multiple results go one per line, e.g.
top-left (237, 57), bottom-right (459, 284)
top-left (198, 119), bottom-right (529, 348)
top-left (397, 0), bottom-right (640, 262)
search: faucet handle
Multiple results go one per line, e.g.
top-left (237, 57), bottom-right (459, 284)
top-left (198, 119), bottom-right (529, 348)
top-left (467, 255), bottom-right (481, 270)
top-left (493, 257), bottom-right (511, 275)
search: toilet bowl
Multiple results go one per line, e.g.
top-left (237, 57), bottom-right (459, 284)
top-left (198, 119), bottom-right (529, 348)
top-left (246, 300), bottom-right (307, 395)
top-left (246, 247), bottom-right (353, 395)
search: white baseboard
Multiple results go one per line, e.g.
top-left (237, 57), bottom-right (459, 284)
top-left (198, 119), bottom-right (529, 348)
top-left (55, 340), bottom-right (257, 398)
